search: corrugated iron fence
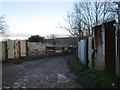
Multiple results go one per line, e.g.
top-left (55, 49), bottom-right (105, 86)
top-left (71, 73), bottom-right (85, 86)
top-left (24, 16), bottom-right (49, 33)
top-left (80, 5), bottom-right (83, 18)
top-left (78, 20), bottom-right (120, 76)
top-left (0, 40), bottom-right (27, 61)
top-left (0, 42), bottom-right (7, 61)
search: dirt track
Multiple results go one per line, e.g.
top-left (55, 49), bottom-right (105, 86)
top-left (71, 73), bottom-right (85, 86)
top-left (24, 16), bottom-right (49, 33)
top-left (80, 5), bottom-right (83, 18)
top-left (2, 55), bottom-right (82, 88)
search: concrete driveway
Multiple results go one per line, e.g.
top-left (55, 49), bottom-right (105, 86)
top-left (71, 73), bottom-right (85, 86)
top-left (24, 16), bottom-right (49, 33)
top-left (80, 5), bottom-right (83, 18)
top-left (2, 55), bottom-right (82, 88)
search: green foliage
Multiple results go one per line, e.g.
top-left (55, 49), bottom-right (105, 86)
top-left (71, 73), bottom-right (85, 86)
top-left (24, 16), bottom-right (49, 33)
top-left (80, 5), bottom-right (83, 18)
top-left (7, 51), bottom-right (71, 64)
top-left (23, 51), bottom-right (71, 61)
top-left (68, 59), bottom-right (120, 88)
top-left (81, 70), bottom-right (120, 88)
top-left (28, 35), bottom-right (44, 42)
top-left (8, 59), bottom-right (22, 64)
top-left (68, 59), bottom-right (88, 72)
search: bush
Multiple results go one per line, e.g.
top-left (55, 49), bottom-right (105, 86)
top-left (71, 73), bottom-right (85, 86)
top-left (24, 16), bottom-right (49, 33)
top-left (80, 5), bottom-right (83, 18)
top-left (28, 35), bottom-right (44, 42)
top-left (68, 59), bottom-right (120, 88)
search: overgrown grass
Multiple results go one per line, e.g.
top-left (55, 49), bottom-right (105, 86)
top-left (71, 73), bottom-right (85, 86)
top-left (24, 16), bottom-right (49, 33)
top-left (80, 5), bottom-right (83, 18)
top-left (81, 70), bottom-right (120, 88)
top-left (68, 59), bottom-right (120, 88)
top-left (68, 59), bottom-right (88, 72)
top-left (7, 51), bottom-right (71, 64)
top-left (8, 59), bottom-right (22, 64)
top-left (23, 51), bottom-right (70, 61)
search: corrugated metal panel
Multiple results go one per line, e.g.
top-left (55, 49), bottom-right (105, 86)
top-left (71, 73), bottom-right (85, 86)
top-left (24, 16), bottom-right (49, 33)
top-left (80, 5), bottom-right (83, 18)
top-left (116, 31), bottom-right (120, 76)
top-left (95, 44), bottom-right (105, 70)
top-left (14, 40), bottom-right (21, 58)
top-left (1, 40), bottom-right (27, 60)
top-left (2, 42), bottom-right (7, 61)
top-left (93, 25), bottom-right (105, 71)
top-left (0, 42), bottom-right (7, 61)
top-left (78, 40), bottom-right (87, 64)
top-left (88, 36), bottom-right (93, 69)
top-left (7, 40), bottom-right (14, 59)
top-left (0, 42), bottom-right (2, 61)
top-left (92, 20), bottom-right (116, 73)
top-left (105, 20), bottom-right (116, 73)
top-left (20, 40), bottom-right (27, 57)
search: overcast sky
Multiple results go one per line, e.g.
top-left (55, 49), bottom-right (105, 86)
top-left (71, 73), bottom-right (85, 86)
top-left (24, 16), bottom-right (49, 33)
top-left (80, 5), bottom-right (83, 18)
top-left (0, 1), bottom-right (74, 40)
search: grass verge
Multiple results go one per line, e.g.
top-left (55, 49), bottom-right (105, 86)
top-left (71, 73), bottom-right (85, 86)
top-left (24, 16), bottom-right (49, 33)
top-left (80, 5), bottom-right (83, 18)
top-left (68, 59), bottom-right (120, 88)
top-left (8, 59), bottom-right (22, 64)
top-left (68, 58), bottom-right (88, 72)
top-left (23, 51), bottom-right (70, 61)
top-left (7, 51), bottom-right (71, 64)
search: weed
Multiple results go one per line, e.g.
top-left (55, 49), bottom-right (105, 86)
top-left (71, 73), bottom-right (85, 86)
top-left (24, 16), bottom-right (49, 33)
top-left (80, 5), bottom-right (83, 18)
top-left (68, 59), bottom-right (120, 88)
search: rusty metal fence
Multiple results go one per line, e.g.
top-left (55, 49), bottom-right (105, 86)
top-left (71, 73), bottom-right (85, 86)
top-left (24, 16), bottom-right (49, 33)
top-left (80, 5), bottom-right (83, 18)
top-left (78, 20), bottom-right (120, 76)
top-left (0, 40), bottom-right (27, 61)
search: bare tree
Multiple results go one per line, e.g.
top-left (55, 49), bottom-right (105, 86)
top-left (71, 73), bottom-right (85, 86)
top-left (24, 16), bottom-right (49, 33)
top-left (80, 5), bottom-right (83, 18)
top-left (108, 1), bottom-right (120, 23)
top-left (0, 16), bottom-right (8, 35)
top-left (46, 34), bottom-right (56, 39)
top-left (60, 13), bottom-right (83, 41)
top-left (75, 1), bottom-right (114, 31)
top-left (104, 0), bottom-right (120, 35)
top-left (61, 1), bottom-right (115, 42)
top-left (46, 34), bottom-right (56, 45)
